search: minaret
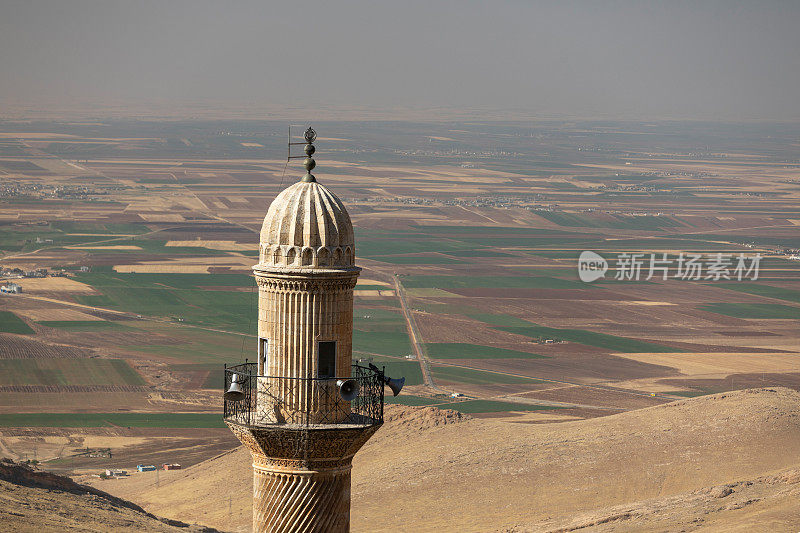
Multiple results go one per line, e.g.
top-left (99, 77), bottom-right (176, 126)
top-left (223, 128), bottom-right (387, 533)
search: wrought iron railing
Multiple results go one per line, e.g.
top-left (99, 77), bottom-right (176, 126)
top-left (223, 362), bottom-right (384, 428)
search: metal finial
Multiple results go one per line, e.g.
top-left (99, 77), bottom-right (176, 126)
top-left (302, 126), bottom-right (316, 182)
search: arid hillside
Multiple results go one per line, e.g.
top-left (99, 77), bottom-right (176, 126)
top-left (88, 387), bottom-right (800, 532)
top-left (0, 459), bottom-right (217, 532)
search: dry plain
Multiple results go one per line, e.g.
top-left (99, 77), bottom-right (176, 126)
top-left (0, 119), bottom-right (798, 529)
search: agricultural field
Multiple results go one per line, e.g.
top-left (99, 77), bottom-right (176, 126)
top-left (0, 412), bottom-right (224, 428)
top-left (425, 342), bottom-right (546, 360)
top-left (0, 118), bottom-right (798, 471)
top-left (0, 359), bottom-right (144, 387)
top-left (0, 311), bottom-right (35, 334)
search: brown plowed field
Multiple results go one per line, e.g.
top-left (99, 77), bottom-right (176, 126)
top-left (0, 335), bottom-right (93, 359)
top-left (443, 288), bottom-right (631, 299)
top-left (520, 384), bottom-right (667, 409)
top-left (0, 385), bottom-right (147, 393)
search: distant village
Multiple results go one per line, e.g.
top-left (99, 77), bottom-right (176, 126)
top-left (100, 463), bottom-right (182, 479)
top-left (0, 181), bottom-right (126, 201)
top-left (0, 265), bottom-right (89, 294)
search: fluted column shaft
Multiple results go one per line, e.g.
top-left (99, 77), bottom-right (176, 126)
top-left (254, 270), bottom-right (358, 423)
top-left (252, 460), bottom-right (352, 533)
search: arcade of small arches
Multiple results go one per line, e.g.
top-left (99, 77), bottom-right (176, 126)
top-left (259, 244), bottom-right (354, 268)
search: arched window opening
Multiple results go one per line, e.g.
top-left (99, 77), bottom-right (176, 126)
top-left (301, 247), bottom-right (313, 266)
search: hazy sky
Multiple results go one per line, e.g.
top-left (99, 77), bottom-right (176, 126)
top-left (1, 1), bottom-right (799, 121)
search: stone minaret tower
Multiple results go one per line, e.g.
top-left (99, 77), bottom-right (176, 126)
top-left (224, 127), bottom-right (384, 533)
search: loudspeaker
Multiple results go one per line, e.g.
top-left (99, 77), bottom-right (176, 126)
top-left (385, 376), bottom-right (405, 397)
top-left (368, 363), bottom-right (406, 397)
top-left (336, 379), bottom-right (360, 401)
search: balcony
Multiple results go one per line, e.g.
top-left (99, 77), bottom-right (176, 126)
top-left (223, 362), bottom-right (384, 429)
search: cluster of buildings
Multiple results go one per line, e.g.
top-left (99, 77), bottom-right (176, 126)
top-left (596, 184), bottom-right (663, 192)
top-left (1, 267), bottom-right (47, 278)
top-left (100, 464), bottom-right (181, 478)
top-left (2, 266), bottom-right (72, 278)
top-left (353, 194), bottom-right (554, 210)
top-left (0, 266), bottom-right (87, 295)
top-left (135, 463), bottom-right (181, 472)
top-left (0, 283), bottom-right (21, 294)
top-left (0, 267), bottom-right (65, 295)
top-left (394, 148), bottom-right (522, 158)
top-left (0, 182), bottom-right (124, 200)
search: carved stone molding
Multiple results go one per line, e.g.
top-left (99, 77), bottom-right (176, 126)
top-left (253, 273), bottom-right (359, 293)
top-left (227, 421), bottom-right (380, 472)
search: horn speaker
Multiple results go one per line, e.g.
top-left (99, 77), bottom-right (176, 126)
top-left (336, 379), bottom-right (360, 401)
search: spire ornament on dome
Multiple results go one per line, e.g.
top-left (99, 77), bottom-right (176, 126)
top-left (301, 126), bottom-right (317, 182)
top-left (258, 126), bottom-right (356, 270)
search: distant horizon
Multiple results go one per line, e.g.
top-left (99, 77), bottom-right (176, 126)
top-left (3, 100), bottom-right (800, 125)
top-left (2, 1), bottom-right (799, 123)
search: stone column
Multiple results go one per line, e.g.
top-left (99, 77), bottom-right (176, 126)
top-left (227, 423), bottom-right (380, 533)
top-left (253, 270), bottom-right (358, 425)
top-left (252, 463), bottom-right (352, 532)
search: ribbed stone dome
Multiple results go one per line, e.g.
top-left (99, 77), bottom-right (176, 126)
top-left (258, 180), bottom-right (355, 269)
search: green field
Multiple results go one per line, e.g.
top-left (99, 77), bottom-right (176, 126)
top-left (499, 325), bottom-right (683, 353)
top-left (533, 211), bottom-right (598, 228)
top-left (73, 272), bottom-right (257, 333)
top-left (0, 311), bottom-right (35, 334)
top-left (401, 275), bottom-right (588, 290)
top-left (74, 272), bottom-right (253, 290)
top-left (353, 306), bottom-right (412, 359)
top-left (0, 359), bottom-right (145, 386)
top-left (353, 330), bottom-right (413, 358)
top-left (467, 313), bottom-right (534, 327)
top-left (413, 302), bottom-right (480, 315)
top-left (167, 363), bottom-right (223, 388)
top-left (130, 325), bottom-right (254, 364)
top-left (443, 250), bottom-right (515, 258)
top-left (433, 400), bottom-right (563, 413)
top-left (354, 308), bottom-right (405, 325)
top-left (367, 358), bottom-right (424, 386)
top-left (357, 238), bottom-right (473, 257)
top-left (700, 303), bottom-right (800, 319)
top-left (50, 221), bottom-right (149, 234)
top-left (0, 412), bottom-right (224, 428)
top-left (0, 222), bottom-right (149, 253)
top-left (711, 283), bottom-right (800, 304)
top-left (354, 297), bottom-right (399, 309)
top-left (596, 238), bottom-right (740, 251)
top-left (425, 343), bottom-right (545, 360)
top-left (370, 255), bottom-right (465, 264)
top-left (674, 233), bottom-right (800, 249)
top-left (446, 236), bottom-right (592, 248)
top-left (64, 238), bottom-right (233, 256)
top-left (527, 250), bottom-right (584, 259)
top-left (535, 211), bottom-right (685, 230)
top-left (384, 394), bottom-right (440, 406)
top-left (412, 225), bottom-right (575, 236)
top-left (431, 365), bottom-right (543, 385)
top-left (508, 267), bottom-right (577, 277)
top-left (37, 320), bottom-right (134, 331)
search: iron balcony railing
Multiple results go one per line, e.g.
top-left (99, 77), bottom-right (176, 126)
top-left (223, 362), bottom-right (384, 428)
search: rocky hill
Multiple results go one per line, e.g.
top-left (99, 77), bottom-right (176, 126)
top-left (86, 388), bottom-right (800, 532)
top-left (0, 459), bottom-right (217, 532)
